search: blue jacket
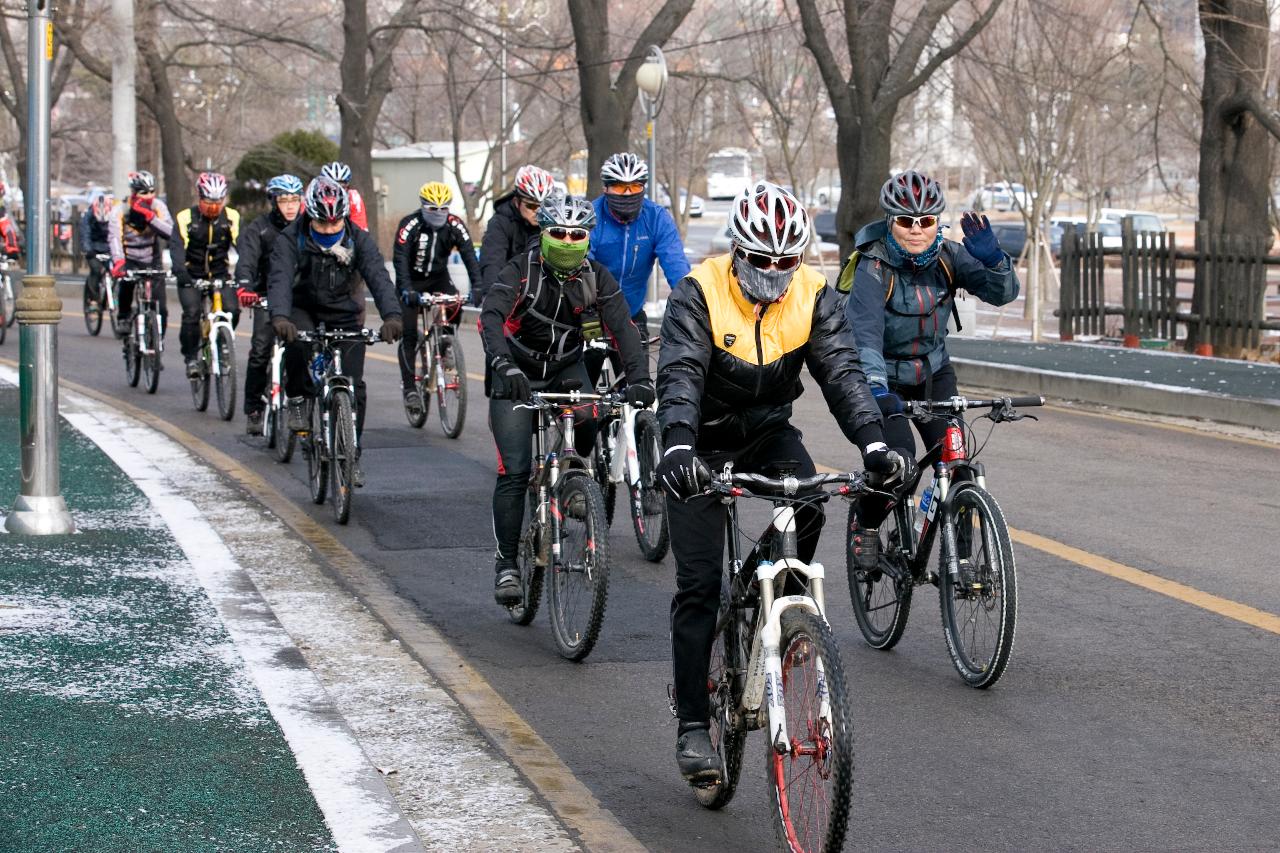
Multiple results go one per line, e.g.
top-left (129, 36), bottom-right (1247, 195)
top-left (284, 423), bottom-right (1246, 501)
top-left (844, 219), bottom-right (1020, 387)
top-left (588, 196), bottom-right (690, 316)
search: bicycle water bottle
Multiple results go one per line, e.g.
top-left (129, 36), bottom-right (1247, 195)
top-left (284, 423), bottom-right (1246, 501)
top-left (309, 353), bottom-right (325, 385)
top-left (913, 483), bottom-right (935, 538)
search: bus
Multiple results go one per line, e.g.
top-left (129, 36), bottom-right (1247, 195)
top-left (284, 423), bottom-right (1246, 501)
top-left (705, 148), bottom-right (754, 200)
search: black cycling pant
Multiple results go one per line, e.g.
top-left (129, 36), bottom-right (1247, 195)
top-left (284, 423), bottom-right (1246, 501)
top-left (84, 254), bottom-right (106, 301)
top-left (283, 310), bottom-right (368, 441)
top-left (117, 259), bottom-right (169, 336)
top-left (670, 423), bottom-right (821, 725)
top-left (584, 308), bottom-right (648, 389)
top-left (855, 362), bottom-right (959, 531)
top-left (243, 305), bottom-right (275, 415)
top-left (398, 278), bottom-right (459, 388)
top-left (178, 280), bottom-right (240, 362)
top-left (488, 360), bottom-right (597, 565)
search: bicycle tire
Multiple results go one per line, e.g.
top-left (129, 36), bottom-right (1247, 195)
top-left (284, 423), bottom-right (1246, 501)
top-left (695, 587), bottom-right (747, 810)
top-left (630, 410), bottom-right (669, 562)
top-left (404, 339), bottom-right (429, 428)
top-left (263, 401), bottom-right (278, 449)
top-left (214, 326), bottom-right (237, 420)
top-left (0, 305), bottom-right (5, 344)
top-left (274, 409), bottom-right (297, 464)
top-left (142, 312), bottom-right (160, 394)
top-left (124, 331), bottom-right (141, 387)
top-left (190, 352), bottom-right (210, 411)
top-left (329, 391), bottom-right (357, 524)
top-left (307, 399), bottom-right (328, 505)
top-left (2, 278), bottom-right (14, 328)
top-left (846, 501), bottom-right (913, 650)
top-left (592, 425), bottom-right (617, 526)
top-left (436, 330), bottom-right (467, 438)
top-left (83, 283), bottom-right (102, 336)
top-left (939, 484), bottom-right (1017, 689)
top-left (507, 492), bottom-right (545, 626)
top-left (547, 473), bottom-right (611, 661)
top-left (767, 608), bottom-right (854, 853)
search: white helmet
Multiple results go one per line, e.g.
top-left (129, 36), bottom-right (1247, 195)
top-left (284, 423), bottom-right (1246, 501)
top-left (320, 161), bottom-right (352, 184)
top-left (728, 181), bottom-right (810, 257)
top-left (513, 164), bottom-right (555, 203)
top-left (600, 152), bottom-right (649, 186)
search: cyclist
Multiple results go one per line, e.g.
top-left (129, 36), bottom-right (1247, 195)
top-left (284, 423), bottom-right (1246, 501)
top-left (320, 162), bottom-right (368, 231)
top-left (267, 176), bottom-right (402, 486)
top-left (108, 170), bottom-right (174, 334)
top-left (475, 164), bottom-right (554, 306)
top-left (80, 191), bottom-right (113, 309)
top-left (170, 171), bottom-right (241, 380)
top-left (237, 173), bottom-right (303, 435)
top-left (843, 170), bottom-right (1020, 568)
top-left (656, 180), bottom-right (902, 786)
top-left (479, 192), bottom-right (653, 606)
top-left (0, 196), bottom-right (23, 260)
top-left (392, 181), bottom-right (481, 415)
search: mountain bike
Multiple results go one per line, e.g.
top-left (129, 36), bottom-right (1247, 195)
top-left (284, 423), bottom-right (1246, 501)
top-left (401, 292), bottom-right (467, 437)
top-left (121, 268), bottom-right (167, 394)
top-left (846, 394), bottom-right (1043, 689)
top-left (696, 467), bottom-right (876, 853)
top-left (505, 385), bottom-right (622, 661)
top-left (257, 300), bottom-right (296, 463)
top-left (0, 256), bottom-right (15, 344)
top-left (296, 326), bottom-right (378, 525)
top-left (587, 338), bottom-right (668, 561)
top-left (187, 279), bottom-right (237, 420)
top-left (82, 253), bottom-right (122, 337)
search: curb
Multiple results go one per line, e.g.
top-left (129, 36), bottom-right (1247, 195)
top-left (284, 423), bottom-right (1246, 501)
top-left (952, 357), bottom-right (1280, 431)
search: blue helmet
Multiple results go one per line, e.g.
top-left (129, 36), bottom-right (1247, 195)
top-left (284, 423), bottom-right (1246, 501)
top-left (267, 174), bottom-right (304, 197)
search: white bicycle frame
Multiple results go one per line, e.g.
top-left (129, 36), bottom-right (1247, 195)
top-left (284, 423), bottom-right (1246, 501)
top-left (198, 279), bottom-right (234, 376)
top-left (130, 273), bottom-right (165, 356)
top-left (737, 504), bottom-right (833, 753)
top-left (94, 254), bottom-right (117, 315)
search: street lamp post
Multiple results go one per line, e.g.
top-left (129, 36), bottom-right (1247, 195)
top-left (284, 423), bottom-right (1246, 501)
top-left (7, 0), bottom-right (74, 535)
top-left (635, 45), bottom-right (667, 310)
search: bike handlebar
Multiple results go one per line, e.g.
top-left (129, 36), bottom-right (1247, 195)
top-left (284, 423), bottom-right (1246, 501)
top-left (295, 328), bottom-right (379, 344)
top-left (122, 268), bottom-right (166, 279)
top-left (904, 394), bottom-right (1045, 415)
top-left (516, 389), bottom-right (626, 410)
top-left (706, 470), bottom-right (867, 499)
top-left (410, 292), bottom-right (466, 306)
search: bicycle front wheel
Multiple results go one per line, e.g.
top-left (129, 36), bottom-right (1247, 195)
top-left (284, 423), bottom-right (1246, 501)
top-left (547, 474), bottom-right (611, 661)
top-left (436, 330), bottom-right (467, 438)
top-left (329, 391), bottom-right (357, 524)
top-left (404, 339), bottom-right (429, 428)
top-left (124, 331), bottom-right (141, 387)
top-left (695, 589), bottom-right (747, 810)
top-left (630, 410), bottom-right (669, 562)
top-left (83, 283), bottom-right (103, 336)
top-left (939, 485), bottom-right (1017, 689)
top-left (846, 501), bottom-right (913, 650)
top-left (306, 399), bottom-right (328, 505)
top-left (214, 326), bottom-right (237, 420)
top-left (142, 312), bottom-right (161, 394)
top-left (767, 609), bottom-right (853, 853)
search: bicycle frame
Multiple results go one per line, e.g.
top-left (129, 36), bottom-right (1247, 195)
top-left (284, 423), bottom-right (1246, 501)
top-left (196, 280), bottom-right (235, 376)
top-left (128, 271), bottom-right (166, 356)
top-left (94, 254), bottom-right (118, 315)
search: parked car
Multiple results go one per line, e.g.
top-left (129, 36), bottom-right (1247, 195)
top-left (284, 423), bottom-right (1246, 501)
top-left (1100, 208), bottom-right (1167, 233)
top-left (813, 209), bottom-right (838, 243)
top-left (1052, 216), bottom-right (1122, 249)
top-left (814, 183), bottom-right (841, 208)
top-left (969, 182), bottom-right (1034, 213)
top-left (988, 220), bottom-right (1065, 259)
top-left (654, 186), bottom-right (704, 218)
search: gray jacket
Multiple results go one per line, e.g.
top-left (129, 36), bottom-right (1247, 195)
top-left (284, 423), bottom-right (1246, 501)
top-left (844, 220), bottom-right (1020, 387)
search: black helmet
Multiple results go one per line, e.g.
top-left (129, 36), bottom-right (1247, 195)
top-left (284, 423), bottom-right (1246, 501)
top-left (879, 171), bottom-right (945, 217)
top-left (128, 170), bottom-right (157, 194)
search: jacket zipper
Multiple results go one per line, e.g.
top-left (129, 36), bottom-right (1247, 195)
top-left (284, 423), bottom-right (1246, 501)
top-left (753, 303), bottom-right (767, 397)
top-left (621, 223), bottom-right (630, 281)
top-left (204, 218), bottom-right (213, 277)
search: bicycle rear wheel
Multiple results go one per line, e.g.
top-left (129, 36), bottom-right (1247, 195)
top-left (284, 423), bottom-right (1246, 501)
top-left (329, 391), bottom-right (357, 524)
top-left (695, 589), bottom-right (747, 810)
top-left (630, 410), bottom-right (669, 562)
top-left (404, 339), bottom-right (429, 428)
top-left (306, 399), bottom-right (328, 505)
top-left (215, 326), bottom-right (237, 420)
top-left (189, 351), bottom-right (210, 411)
top-left (547, 474), bottom-right (611, 661)
top-left (83, 283), bottom-right (102, 336)
top-left (436, 330), bottom-right (467, 438)
top-left (507, 492), bottom-right (545, 626)
top-left (592, 421), bottom-right (617, 526)
top-left (939, 485), bottom-right (1017, 689)
top-left (847, 501), bottom-right (913, 650)
top-left (767, 609), bottom-right (853, 853)
top-left (124, 330), bottom-right (141, 387)
top-left (142, 312), bottom-right (161, 394)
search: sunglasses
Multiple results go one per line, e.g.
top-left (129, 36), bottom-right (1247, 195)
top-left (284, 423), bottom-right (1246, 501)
top-left (735, 247), bottom-right (801, 271)
top-left (892, 214), bottom-right (938, 230)
top-left (605, 182), bottom-right (645, 195)
top-left (422, 204), bottom-right (447, 212)
top-left (546, 226), bottom-right (590, 242)
top-left (520, 200), bottom-right (541, 212)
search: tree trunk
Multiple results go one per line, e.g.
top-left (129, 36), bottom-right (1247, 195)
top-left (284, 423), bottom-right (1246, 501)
top-left (833, 113), bottom-right (892, 258)
top-left (1195, 0), bottom-right (1272, 354)
top-left (137, 13), bottom-right (191, 212)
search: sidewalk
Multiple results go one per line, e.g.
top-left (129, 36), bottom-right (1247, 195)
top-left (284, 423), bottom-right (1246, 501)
top-left (0, 373), bottom-right (577, 852)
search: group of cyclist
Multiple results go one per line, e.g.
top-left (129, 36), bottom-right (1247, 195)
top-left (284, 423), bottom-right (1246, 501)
top-left (75, 152), bottom-right (1019, 791)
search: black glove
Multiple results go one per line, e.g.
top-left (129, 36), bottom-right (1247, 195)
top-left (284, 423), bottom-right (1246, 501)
top-left (380, 315), bottom-right (403, 343)
top-left (175, 270), bottom-right (194, 288)
top-left (870, 382), bottom-right (903, 416)
top-left (626, 380), bottom-right (655, 409)
top-left (272, 316), bottom-right (298, 343)
top-left (492, 355), bottom-right (531, 403)
top-left (862, 442), bottom-right (900, 477)
top-left (657, 428), bottom-right (710, 500)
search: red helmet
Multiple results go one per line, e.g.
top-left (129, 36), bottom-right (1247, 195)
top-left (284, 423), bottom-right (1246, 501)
top-left (196, 171), bottom-right (229, 201)
top-left (304, 176), bottom-right (349, 223)
top-left (513, 165), bottom-right (554, 203)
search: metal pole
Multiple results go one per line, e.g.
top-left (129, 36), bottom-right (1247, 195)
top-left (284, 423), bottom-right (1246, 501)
top-left (7, 0), bottom-right (74, 535)
top-left (499, 0), bottom-right (508, 184)
top-left (646, 98), bottom-right (657, 308)
top-left (111, 0), bottom-right (136, 199)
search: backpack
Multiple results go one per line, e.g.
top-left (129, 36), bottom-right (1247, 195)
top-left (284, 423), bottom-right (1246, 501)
top-left (835, 247), bottom-right (962, 332)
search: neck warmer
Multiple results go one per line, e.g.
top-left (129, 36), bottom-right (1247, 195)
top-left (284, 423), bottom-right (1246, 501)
top-left (311, 225), bottom-right (345, 249)
top-left (605, 192), bottom-right (644, 223)
top-left (541, 234), bottom-right (589, 277)
top-left (732, 255), bottom-right (793, 304)
top-left (885, 223), bottom-right (944, 269)
top-left (421, 207), bottom-right (449, 229)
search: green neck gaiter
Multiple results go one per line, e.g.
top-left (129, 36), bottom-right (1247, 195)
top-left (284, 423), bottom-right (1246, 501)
top-left (541, 234), bottom-right (589, 277)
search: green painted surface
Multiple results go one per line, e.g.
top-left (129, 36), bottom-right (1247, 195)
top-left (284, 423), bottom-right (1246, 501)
top-left (0, 386), bottom-right (335, 852)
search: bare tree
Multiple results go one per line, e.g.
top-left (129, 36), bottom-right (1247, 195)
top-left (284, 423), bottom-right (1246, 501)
top-left (796, 0), bottom-right (1004, 255)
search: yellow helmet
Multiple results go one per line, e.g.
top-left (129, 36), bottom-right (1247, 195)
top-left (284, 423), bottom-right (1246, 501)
top-left (418, 182), bottom-right (452, 206)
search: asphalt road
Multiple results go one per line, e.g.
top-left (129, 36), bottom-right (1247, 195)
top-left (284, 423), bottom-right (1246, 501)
top-left (34, 290), bottom-right (1280, 852)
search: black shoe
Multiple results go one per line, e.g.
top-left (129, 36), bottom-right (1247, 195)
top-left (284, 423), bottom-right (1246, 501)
top-left (850, 524), bottom-right (880, 572)
top-left (676, 723), bottom-right (723, 786)
top-left (353, 461), bottom-right (365, 488)
top-left (403, 389), bottom-right (424, 415)
top-left (185, 359), bottom-right (202, 380)
top-left (288, 399), bottom-right (309, 433)
top-left (245, 410), bottom-right (264, 436)
top-left (494, 560), bottom-right (521, 606)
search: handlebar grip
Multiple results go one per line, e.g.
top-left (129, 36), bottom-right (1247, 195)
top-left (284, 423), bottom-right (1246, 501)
top-left (1007, 395), bottom-right (1045, 407)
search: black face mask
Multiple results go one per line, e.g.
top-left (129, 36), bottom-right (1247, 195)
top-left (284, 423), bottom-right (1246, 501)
top-left (605, 192), bottom-right (644, 223)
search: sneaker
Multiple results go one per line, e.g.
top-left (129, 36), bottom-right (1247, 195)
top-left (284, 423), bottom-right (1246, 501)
top-left (641, 487), bottom-right (664, 514)
top-left (676, 724), bottom-right (723, 786)
top-left (403, 389), bottom-right (424, 416)
top-left (494, 560), bottom-right (522, 606)
top-left (353, 460), bottom-right (365, 488)
top-left (245, 410), bottom-right (264, 436)
top-left (185, 359), bottom-right (202, 380)
top-left (288, 399), bottom-right (309, 432)
top-left (850, 523), bottom-right (880, 572)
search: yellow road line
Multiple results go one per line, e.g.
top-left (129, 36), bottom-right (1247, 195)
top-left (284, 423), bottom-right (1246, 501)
top-left (27, 364), bottom-right (644, 853)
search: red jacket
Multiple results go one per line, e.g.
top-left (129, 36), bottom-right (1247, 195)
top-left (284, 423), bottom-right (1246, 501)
top-left (348, 188), bottom-right (368, 231)
top-left (0, 216), bottom-right (22, 257)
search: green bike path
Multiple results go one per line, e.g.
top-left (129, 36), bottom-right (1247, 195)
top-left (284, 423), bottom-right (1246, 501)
top-left (0, 382), bottom-right (338, 851)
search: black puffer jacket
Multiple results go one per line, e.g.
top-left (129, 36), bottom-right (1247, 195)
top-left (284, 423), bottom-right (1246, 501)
top-left (267, 216), bottom-right (400, 328)
top-left (657, 254), bottom-right (882, 452)
top-left (235, 208), bottom-right (291, 295)
top-left (476, 193), bottom-right (539, 304)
